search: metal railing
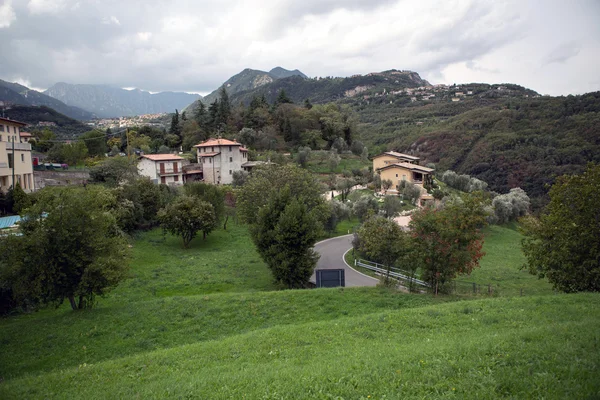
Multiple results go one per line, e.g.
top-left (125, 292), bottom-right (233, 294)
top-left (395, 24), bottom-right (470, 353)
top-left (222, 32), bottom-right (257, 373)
top-left (354, 258), bottom-right (430, 288)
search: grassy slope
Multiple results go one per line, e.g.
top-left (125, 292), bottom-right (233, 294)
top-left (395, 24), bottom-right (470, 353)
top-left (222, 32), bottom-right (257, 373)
top-left (1, 223), bottom-right (596, 399)
top-left (2, 294), bottom-right (598, 399)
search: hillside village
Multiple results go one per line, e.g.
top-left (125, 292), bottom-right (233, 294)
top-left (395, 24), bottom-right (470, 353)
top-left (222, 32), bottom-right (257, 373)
top-left (0, 64), bottom-right (599, 399)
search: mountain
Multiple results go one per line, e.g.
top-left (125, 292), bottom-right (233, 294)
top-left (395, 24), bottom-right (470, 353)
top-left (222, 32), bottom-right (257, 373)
top-left (269, 67), bottom-right (308, 79)
top-left (188, 67), bottom-right (308, 111)
top-left (227, 69), bottom-right (430, 105)
top-left (44, 83), bottom-right (201, 118)
top-left (2, 105), bottom-right (91, 138)
top-left (0, 79), bottom-right (94, 120)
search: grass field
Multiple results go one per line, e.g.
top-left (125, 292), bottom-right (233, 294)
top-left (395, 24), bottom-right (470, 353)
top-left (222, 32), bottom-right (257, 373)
top-left (0, 221), bottom-right (597, 399)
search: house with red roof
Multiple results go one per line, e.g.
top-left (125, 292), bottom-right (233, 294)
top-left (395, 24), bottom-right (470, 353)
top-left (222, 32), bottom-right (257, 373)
top-left (138, 154), bottom-right (185, 185)
top-left (194, 138), bottom-right (249, 184)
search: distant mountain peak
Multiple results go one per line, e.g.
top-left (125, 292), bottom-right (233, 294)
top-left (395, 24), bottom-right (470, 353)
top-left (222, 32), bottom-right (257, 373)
top-left (269, 67), bottom-right (308, 79)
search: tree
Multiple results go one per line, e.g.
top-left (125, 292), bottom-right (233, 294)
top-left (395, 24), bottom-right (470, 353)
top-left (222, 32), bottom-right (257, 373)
top-left (381, 179), bottom-right (393, 194)
top-left (89, 157), bottom-right (138, 186)
top-left (169, 110), bottom-right (181, 138)
top-left (12, 182), bottom-right (31, 214)
top-left (232, 170), bottom-right (249, 187)
top-left (492, 188), bottom-right (530, 224)
top-left (356, 216), bottom-right (410, 282)
top-left (251, 187), bottom-right (321, 288)
top-left (276, 89), bottom-right (292, 105)
top-left (296, 146), bottom-right (311, 168)
top-left (183, 182), bottom-right (225, 223)
top-left (80, 129), bottom-right (107, 157)
top-left (0, 186), bottom-right (129, 310)
top-left (382, 195), bottom-right (403, 219)
top-left (158, 196), bottom-right (217, 248)
top-left (304, 98), bottom-right (313, 109)
top-left (237, 164), bottom-right (328, 225)
top-left (521, 164), bottom-right (600, 292)
top-left (352, 194), bottom-right (379, 222)
top-left (409, 194), bottom-right (488, 294)
top-left (337, 177), bottom-right (355, 202)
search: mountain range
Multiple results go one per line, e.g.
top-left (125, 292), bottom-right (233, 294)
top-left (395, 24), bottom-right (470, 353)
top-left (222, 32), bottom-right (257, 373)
top-left (0, 79), bottom-right (94, 120)
top-left (186, 67), bottom-right (428, 113)
top-left (43, 83), bottom-right (201, 118)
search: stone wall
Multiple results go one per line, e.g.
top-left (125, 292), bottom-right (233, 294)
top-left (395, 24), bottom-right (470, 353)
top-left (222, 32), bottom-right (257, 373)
top-left (34, 170), bottom-right (90, 190)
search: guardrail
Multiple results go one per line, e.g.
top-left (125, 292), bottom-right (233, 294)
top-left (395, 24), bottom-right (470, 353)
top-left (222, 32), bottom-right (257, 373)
top-left (354, 258), bottom-right (430, 288)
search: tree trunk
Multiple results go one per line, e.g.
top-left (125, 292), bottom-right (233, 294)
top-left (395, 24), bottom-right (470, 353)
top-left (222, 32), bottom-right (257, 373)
top-left (78, 295), bottom-right (84, 309)
top-left (223, 215), bottom-right (229, 230)
top-left (68, 295), bottom-right (77, 310)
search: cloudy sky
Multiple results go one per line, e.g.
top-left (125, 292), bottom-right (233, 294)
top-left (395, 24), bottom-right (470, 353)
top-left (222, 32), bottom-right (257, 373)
top-left (0, 0), bottom-right (598, 96)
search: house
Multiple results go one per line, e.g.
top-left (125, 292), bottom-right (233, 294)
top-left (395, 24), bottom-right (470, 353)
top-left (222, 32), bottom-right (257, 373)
top-left (0, 117), bottom-right (35, 193)
top-left (372, 151), bottom-right (420, 171)
top-left (138, 154), bottom-right (184, 185)
top-left (376, 162), bottom-right (434, 188)
top-left (194, 138), bottom-right (249, 184)
top-left (451, 97), bottom-right (460, 102)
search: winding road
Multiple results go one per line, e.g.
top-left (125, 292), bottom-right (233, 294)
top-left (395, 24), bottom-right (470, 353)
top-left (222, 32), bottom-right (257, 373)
top-left (311, 234), bottom-right (378, 287)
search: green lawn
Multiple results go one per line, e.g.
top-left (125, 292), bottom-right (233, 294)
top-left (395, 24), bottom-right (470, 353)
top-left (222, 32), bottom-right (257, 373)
top-left (2, 294), bottom-right (598, 399)
top-left (1, 220), bottom-right (596, 399)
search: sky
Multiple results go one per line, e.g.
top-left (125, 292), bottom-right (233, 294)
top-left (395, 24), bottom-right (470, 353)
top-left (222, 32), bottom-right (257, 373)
top-left (0, 0), bottom-right (599, 96)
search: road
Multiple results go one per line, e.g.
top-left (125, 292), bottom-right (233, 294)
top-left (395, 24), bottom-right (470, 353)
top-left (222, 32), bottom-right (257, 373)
top-left (311, 234), bottom-right (379, 287)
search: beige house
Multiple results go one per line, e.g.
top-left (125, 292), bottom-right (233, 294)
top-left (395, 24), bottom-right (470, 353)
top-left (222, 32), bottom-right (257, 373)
top-left (138, 154), bottom-right (184, 185)
top-left (194, 138), bottom-right (248, 184)
top-left (377, 162), bottom-right (434, 188)
top-left (372, 151), bottom-right (420, 171)
top-left (0, 117), bottom-right (35, 193)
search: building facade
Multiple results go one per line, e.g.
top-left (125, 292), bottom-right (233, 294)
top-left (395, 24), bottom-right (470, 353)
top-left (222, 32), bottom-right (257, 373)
top-left (194, 138), bottom-right (248, 184)
top-left (138, 154), bottom-right (184, 185)
top-left (0, 117), bottom-right (35, 193)
top-left (372, 151), bottom-right (420, 171)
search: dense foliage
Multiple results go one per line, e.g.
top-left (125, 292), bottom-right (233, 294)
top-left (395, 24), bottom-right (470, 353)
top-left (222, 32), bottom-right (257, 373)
top-left (409, 194), bottom-right (489, 293)
top-left (238, 165), bottom-right (328, 287)
top-left (521, 164), bottom-right (600, 292)
top-left (158, 196), bottom-right (217, 248)
top-left (0, 186), bottom-right (129, 310)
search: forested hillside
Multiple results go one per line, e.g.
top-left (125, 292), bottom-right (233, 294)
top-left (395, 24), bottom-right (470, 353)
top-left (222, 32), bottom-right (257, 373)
top-left (3, 105), bottom-right (90, 138)
top-left (344, 89), bottom-right (600, 208)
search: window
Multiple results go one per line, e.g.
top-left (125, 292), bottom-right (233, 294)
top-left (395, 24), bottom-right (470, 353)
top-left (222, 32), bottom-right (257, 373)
top-left (8, 154), bottom-right (13, 169)
top-left (229, 170), bottom-right (232, 175)
top-left (209, 158), bottom-right (212, 164)
top-left (21, 154), bottom-right (24, 162)
top-left (203, 158), bottom-right (205, 164)
top-left (0, 125), bottom-right (3, 132)
top-left (0, 135), bottom-right (2, 141)
top-left (229, 146), bottom-right (232, 152)
top-left (211, 146), bottom-right (214, 152)
top-left (395, 174), bottom-right (398, 177)
top-left (174, 175), bottom-right (179, 182)
top-left (229, 157), bottom-right (232, 162)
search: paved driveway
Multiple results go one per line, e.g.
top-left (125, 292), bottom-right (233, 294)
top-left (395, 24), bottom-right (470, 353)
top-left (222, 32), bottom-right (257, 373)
top-left (311, 234), bottom-right (378, 287)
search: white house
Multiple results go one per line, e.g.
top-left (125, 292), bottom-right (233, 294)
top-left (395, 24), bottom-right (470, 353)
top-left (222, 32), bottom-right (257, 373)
top-left (194, 138), bottom-right (248, 184)
top-left (138, 154), bottom-right (184, 185)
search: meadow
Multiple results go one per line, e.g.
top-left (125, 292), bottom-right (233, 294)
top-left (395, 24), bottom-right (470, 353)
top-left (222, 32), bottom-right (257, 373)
top-left (0, 221), bottom-right (597, 399)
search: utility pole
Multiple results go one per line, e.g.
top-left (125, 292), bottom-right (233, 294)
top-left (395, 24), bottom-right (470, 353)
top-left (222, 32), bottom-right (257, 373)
top-left (11, 135), bottom-right (15, 189)
top-left (126, 128), bottom-right (130, 161)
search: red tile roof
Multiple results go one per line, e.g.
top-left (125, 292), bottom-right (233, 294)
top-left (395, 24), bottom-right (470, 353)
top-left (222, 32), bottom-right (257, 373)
top-left (194, 138), bottom-right (242, 147)
top-left (240, 147), bottom-right (248, 152)
top-left (141, 154), bottom-right (184, 161)
top-left (199, 152), bottom-right (220, 157)
top-left (20, 131), bottom-right (33, 137)
top-left (0, 117), bottom-right (27, 127)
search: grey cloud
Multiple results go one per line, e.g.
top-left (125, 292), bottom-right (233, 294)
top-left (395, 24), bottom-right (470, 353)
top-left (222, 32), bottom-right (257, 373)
top-left (544, 41), bottom-right (580, 64)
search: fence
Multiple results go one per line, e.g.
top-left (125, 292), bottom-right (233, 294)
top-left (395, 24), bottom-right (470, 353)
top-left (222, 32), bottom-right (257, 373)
top-left (353, 257), bottom-right (513, 296)
top-left (354, 258), bottom-right (429, 289)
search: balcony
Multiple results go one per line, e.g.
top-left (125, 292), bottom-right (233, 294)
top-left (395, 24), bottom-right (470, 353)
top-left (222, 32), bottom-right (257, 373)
top-left (5, 142), bottom-right (32, 151)
top-left (156, 168), bottom-right (181, 176)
